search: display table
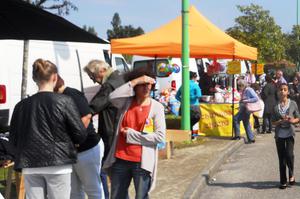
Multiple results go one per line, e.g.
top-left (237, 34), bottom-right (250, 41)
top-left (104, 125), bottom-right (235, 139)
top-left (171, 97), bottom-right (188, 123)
top-left (198, 103), bottom-right (253, 137)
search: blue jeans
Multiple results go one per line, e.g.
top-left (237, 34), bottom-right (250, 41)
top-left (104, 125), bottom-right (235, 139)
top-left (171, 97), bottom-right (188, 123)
top-left (100, 171), bottom-right (109, 199)
top-left (111, 159), bottom-right (151, 199)
top-left (234, 105), bottom-right (255, 141)
top-left (71, 142), bottom-right (103, 199)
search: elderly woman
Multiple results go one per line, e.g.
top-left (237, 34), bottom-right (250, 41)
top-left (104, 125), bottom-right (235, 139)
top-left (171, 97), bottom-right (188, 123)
top-left (9, 59), bottom-right (87, 199)
top-left (233, 79), bottom-right (258, 143)
top-left (103, 67), bottom-right (166, 199)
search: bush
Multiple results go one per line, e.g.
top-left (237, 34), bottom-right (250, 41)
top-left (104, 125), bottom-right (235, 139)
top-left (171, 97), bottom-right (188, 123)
top-left (165, 114), bottom-right (181, 129)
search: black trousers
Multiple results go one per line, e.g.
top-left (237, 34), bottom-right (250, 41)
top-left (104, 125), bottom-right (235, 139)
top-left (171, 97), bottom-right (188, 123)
top-left (179, 105), bottom-right (201, 131)
top-left (262, 113), bottom-right (272, 132)
top-left (275, 136), bottom-right (295, 184)
top-left (253, 115), bottom-right (260, 129)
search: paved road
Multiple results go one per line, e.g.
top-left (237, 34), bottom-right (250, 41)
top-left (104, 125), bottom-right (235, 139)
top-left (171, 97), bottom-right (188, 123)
top-left (199, 133), bottom-right (300, 199)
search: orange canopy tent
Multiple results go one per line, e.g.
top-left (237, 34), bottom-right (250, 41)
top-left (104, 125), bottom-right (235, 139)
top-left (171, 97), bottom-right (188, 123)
top-left (111, 6), bottom-right (257, 60)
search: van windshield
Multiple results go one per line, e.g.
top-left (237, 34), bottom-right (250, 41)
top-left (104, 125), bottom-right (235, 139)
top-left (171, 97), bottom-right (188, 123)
top-left (133, 59), bottom-right (169, 77)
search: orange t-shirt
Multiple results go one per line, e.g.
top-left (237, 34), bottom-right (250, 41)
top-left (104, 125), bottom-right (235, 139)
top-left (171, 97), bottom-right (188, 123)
top-left (115, 100), bottom-right (151, 162)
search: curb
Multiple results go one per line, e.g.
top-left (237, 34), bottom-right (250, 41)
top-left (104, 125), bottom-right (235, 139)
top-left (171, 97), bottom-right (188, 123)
top-left (183, 139), bottom-right (244, 199)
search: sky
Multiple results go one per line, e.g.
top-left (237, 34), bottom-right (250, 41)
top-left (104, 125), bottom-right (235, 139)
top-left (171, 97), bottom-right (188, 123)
top-left (64, 0), bottom-right (297, 40)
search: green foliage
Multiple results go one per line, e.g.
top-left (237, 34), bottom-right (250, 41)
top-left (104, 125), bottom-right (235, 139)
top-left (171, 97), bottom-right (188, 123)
top-left (31, 0), bottom-right (77, 15)
top-left (83, 25), bottom-right (98, 36)
top-left (226, 4), bottom-right (285, 62)
top-left (165, 114), bottom-right (181, 129)
top-left (107, 13), bottom-right (145, 40)
top-left (284, 25), bottom-right (300, 65)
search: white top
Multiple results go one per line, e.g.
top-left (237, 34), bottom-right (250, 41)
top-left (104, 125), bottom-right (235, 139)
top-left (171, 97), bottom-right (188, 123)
top-left (22, 164), bottom-right (72, 175)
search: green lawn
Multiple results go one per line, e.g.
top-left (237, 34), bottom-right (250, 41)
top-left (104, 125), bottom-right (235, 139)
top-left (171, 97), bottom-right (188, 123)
top-left (0, 167), bottom-right (17, 198)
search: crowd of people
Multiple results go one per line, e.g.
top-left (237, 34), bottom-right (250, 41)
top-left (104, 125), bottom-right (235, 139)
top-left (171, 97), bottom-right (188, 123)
top-left (9, 58), bottom-right (166, 199)
top-left (7, 58), bottom-right (300, 198)
top-left (232, 69), bottom-right (300, 189)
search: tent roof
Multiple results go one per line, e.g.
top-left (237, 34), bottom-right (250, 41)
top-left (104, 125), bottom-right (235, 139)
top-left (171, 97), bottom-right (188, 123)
top-left (0, 0), bottom-right (108, 43)
top-left (112, 6), bottom-right (257, 60)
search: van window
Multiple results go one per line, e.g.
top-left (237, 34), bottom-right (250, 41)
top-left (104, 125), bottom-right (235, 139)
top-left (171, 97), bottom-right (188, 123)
top-left (133, 59), bottom-right (169, 77)
top-left (103, 50), bottom-right (110, 64)
top-left (115, 57), bottom-right (129, 73)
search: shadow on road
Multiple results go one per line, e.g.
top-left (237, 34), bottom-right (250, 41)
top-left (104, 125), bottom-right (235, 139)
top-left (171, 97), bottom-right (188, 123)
top-left (207, 181), bottom-right (300, 190)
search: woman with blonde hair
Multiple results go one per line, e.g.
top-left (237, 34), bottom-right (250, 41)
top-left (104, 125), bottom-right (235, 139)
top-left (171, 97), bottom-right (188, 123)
top-left (9, 59), bottom-right (87, 199)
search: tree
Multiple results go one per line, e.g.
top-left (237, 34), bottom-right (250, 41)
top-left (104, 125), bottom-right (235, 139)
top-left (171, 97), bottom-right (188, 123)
top-left (226, 4), bottom-right (285, 62)
top-left (107, 13), bottom-right (144, 40)
top-left (285, 25), bottom-right (300, 66)
top-left (31, 0), bottom-right (77, 15)
top-left (83, 25), bottom-right (98, 36)
top-left (21, 0), bottom-right (77, 99)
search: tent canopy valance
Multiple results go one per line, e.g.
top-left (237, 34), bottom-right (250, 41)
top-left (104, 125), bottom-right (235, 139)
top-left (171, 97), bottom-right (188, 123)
top-left (112, 6), bottom-right (257, 60)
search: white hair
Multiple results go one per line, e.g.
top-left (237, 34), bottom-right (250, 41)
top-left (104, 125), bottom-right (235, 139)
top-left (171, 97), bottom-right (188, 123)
top-left (83, 60), bottom-right (112, 75)
top-left (237, 79), bottom-right (247, 87)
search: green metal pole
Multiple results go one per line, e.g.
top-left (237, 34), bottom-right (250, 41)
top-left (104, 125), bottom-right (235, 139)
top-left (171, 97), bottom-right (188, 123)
top-left (297, 0), bottom-right (299, 25)
top-left (297, 0), bottom-right (299, 71)
top-left (181, 0), bottom-right (190, 130)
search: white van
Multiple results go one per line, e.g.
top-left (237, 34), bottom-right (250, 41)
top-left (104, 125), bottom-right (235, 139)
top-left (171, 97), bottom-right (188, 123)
top-left (0, 40), bottom-right (130, 132)
top-left (132, 56), bottom-right (210, 93)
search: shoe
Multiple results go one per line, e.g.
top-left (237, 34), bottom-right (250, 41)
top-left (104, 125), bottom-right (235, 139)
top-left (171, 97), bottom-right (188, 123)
top-left (231, 136), bottom-right (241, 140)
top-left (248, 139), bottom-right (255, 144)
top-left (260, 131), bottom-right (266, 134)
top-left (279, 184), bottom-right (287, 189)
top-left (267, 131), bottom-right (272, 134)
top-left (289, 177), bottom-right (296, 185)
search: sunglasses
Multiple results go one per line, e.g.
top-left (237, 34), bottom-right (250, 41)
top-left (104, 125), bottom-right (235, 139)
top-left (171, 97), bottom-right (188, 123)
top-left (88, 73), bottom-right (97, 81)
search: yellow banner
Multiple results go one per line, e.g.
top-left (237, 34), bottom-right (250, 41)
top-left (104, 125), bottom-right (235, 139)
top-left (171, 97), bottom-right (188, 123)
top-left (227, 61), bottom-right (241, 74)
top-left (198, 104), bottom-right (251, 137)
top-left (251, 63), bottom-right (264, 75)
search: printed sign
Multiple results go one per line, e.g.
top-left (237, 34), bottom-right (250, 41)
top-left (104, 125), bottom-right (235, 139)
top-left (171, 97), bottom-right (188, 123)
top-left (251, 63), bottom-right (264, 75)
top-left (226, 61), bottom-right (241, 74)
top-left (198, 104), bottom-right (252, 137)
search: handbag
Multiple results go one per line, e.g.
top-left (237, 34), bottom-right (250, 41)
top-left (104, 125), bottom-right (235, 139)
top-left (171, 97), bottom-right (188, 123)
top-left (253, 99), bottom-right (265, 118)
top-left (245, 99), bottom-right (263, 113)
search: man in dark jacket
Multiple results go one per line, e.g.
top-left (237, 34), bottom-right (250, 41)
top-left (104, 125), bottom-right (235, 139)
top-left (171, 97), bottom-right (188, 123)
top-left (84, 60), bottom-right (125, 199)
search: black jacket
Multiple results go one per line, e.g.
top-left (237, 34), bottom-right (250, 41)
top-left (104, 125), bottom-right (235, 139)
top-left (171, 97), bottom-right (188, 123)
top-left (89, 70), bottom-right (125, 161)
top-left (9, 92), bottom-right (87, 171)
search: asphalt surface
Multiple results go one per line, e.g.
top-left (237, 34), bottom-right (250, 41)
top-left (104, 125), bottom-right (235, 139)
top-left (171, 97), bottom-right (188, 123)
top-left (128, 137), bottom-right (232, 199)
top-left (199, 132), bottom-right (300, 199)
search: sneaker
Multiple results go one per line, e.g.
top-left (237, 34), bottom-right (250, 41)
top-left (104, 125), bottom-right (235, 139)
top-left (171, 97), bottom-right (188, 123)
top-left (279, 184), bottom-right (287, 189)
top-left (231, 136), bottom-right (241, 140)
top-left (289, 177), bottom-right (296, 185)
top-left (247, 139), bottom-right (255, 144)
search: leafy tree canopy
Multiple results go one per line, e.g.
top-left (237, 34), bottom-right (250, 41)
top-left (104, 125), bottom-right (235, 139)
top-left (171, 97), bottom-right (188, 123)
top-left (30, 0), bottom-right (77, 15)
top-left (226, 4), bottom-right (285, 62)
top-left (83, 25), bottom-right (98, 36)
top-left (107, 13), bottom-right (144, 40)
top-left (284, 25), bottom-right (300, 65)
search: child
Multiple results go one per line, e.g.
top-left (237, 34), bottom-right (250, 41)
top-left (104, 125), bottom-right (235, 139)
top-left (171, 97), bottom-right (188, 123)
top-left (273, 83), bottom-right (300, 189)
